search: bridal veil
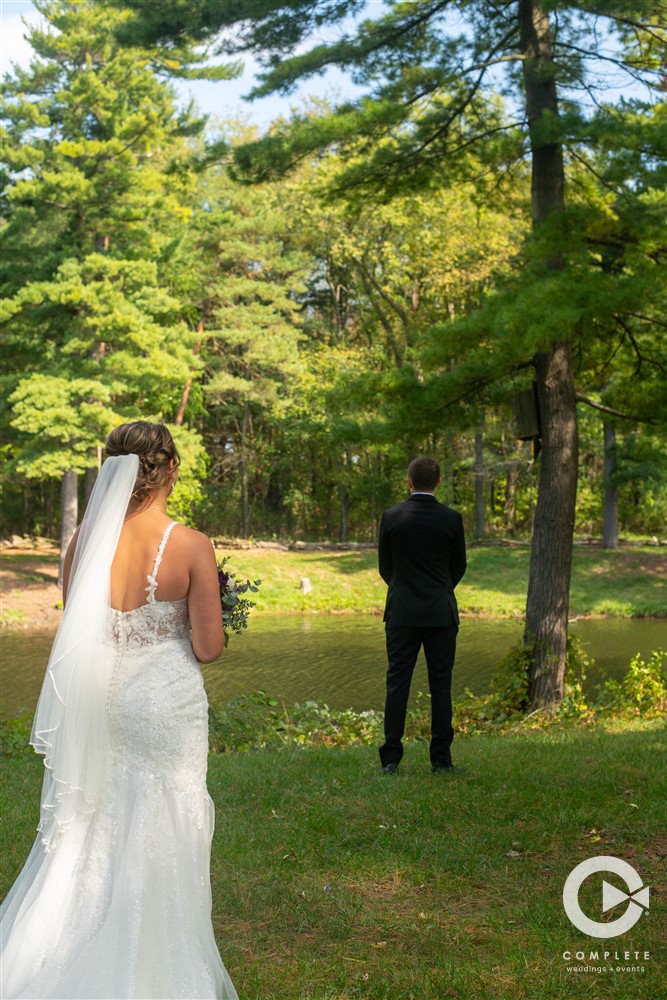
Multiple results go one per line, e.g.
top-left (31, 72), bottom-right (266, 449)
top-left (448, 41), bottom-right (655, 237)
top-left (30, 453), bottom-right (139, 849)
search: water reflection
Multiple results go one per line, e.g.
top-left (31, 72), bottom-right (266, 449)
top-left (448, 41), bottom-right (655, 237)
top-left (2, 616), bottom-right (665, 718)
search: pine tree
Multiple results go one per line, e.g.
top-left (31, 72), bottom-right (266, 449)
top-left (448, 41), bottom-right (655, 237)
top-left (1, 0), bottom-right (204, 576)
top-left (121, 0), bottom-right (667, 707)
top-left (159, 147), bottom-right (310, 537)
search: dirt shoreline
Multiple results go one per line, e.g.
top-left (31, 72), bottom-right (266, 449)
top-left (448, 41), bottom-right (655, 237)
top-left (3, 542), bottom-right (666, 630)
top-left (1, 548), bottom-right (62, 630)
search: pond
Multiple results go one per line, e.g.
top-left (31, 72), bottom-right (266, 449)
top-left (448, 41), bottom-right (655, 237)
top-left (1, 616), bottom-right (665, 719)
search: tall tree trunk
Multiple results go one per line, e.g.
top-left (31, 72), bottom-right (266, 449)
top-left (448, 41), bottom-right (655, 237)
top-left (474, 423), bottom-right (484, 541)
top-left (83, 467), bottom-right (97, 510)
top-left (520, 0), bottom-right (578, 709)
top-left (339, 447), bottom-right (352, 542)
top-left (519, 0), bottom-right (565, 227)
top-left (22, 482), bottom-right (31, 537)
top-left (524, 344), bottom-right (578, 708)
top-left (240, 402), bottom-right (250, 538)
top-left (58, 469), bottom-right (78, 588)
top-left (339, 486), bottom-right (350, 542)
top-left (175, 321), bottom-right (204, 426)
top-left (83, 446), bottom-right (102, 513)
top-left (504, 463), bottom-right (518, 533)
top-left (602, 422), bottom-right (619, 549)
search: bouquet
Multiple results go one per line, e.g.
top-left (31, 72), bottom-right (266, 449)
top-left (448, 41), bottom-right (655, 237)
top-left (217, 557), bottom-right (262, 644)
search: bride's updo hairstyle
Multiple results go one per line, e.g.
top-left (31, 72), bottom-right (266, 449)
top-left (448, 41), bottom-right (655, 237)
top-left (105, 421), bottom-right (180, 505)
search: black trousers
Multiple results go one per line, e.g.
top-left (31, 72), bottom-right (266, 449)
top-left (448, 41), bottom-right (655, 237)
top-left (379, 624), bottom-right (458, 767)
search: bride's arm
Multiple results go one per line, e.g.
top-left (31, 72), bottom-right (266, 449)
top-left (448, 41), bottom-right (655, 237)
top-left (187, 531), bottom-right (225, 663)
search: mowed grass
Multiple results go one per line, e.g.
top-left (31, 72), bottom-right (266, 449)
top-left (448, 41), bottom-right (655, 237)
top-left (221, 544), bottom-right (666, 618)
top-left (2, 544), bottom-right (665, 624)
top-left (3, 723), bottom-right (666, 998)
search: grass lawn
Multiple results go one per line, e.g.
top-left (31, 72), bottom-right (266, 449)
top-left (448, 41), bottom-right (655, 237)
top-left (2, 544), bottom-right (664, 625)
top-left (220, 544), bottom-right (667, 618)
top-left (2, 722), bottom-right (665, 998)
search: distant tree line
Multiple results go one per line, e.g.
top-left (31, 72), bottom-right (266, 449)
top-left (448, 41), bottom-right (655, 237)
top-left (2, 1), bottom-right (665, 707)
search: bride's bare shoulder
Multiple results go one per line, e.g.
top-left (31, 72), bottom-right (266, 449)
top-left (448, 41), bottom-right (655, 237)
top-left (171, 524), bottom-right (217, 561)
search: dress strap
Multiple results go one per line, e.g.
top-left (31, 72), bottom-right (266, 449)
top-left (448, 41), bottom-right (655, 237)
top-left (145, 521), bottom-right (177, 603)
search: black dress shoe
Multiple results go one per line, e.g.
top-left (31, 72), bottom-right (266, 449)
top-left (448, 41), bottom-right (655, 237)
top-left (382, 762), bottom-right (399, 774)
top-left (431, 762), bottom-right (464, 773)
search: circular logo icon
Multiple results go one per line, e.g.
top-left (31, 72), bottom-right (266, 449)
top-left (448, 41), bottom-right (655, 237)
top-left (563, 856), bottom-right (650, 938)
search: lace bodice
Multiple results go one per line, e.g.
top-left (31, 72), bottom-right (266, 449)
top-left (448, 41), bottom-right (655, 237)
top-left (109, 598), bottom-right (190, 647)
top-left (107, 522), bottom-right (190, 648)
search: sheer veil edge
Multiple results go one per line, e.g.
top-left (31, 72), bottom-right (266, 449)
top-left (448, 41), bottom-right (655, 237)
top-left (30, 454), bottom-right (139, 850)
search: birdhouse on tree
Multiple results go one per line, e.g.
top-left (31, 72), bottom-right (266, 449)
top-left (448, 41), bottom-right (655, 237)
top-left (512, 383), bottom-right (541, 459)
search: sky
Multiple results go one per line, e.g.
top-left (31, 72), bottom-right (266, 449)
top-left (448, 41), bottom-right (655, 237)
top-left (1, 0), bottom-right (655, 127)
top-left (0, 0), bottom-right (368, 129)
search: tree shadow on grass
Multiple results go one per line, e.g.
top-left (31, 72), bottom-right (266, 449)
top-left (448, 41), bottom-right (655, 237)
top-left (303, 552), bottom-right (378, 576)
top-left (0, 560), bottom-right (58, 593)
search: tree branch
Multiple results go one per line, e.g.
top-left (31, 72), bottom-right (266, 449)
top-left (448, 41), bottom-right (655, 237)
top-left (565, 145), bottom-right (632, 205)
top-left (555, 40), bottom-right (659, 88)
top-left (575, 393), bottom-right (653, 423)
top-left (250, 0), bottom-right (454, 97)
top-left (615, 315), bottom-right (667, 375)
top-left (601, 14), bottom-right (667, 47)
top-left (626, 312), bottom-right (667, 329)
top-left (348, 22), bottom-right (521, 188)
top-left (357, 266), bottom-right (404, 368)
top-left (358, 255), bottom-right (410, 327)
top-left (463, 52), bottom-right (526, 74)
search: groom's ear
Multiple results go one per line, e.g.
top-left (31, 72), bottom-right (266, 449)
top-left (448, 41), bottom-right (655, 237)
top-left (407, 477), bottom-right (414, 492)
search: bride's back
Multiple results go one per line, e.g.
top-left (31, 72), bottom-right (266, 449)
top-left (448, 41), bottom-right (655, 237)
top-left (110, 511), bottom-right (190, 612)
top-left (63, 421), bottom-right (224, 663)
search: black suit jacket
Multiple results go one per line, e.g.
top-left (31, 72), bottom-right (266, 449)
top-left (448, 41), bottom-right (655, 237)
top-left (378, 493), bottom-right (466, 627)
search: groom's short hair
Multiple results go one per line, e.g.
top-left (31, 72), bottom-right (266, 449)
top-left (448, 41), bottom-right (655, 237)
top-left (408, 456), bottom-right (440, 491)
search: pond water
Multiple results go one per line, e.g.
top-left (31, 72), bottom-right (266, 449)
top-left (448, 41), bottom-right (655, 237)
top-left (1, 616), bottom-right (665, 719)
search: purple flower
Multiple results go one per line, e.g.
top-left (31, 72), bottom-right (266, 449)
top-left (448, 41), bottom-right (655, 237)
top-left (216, 557), bottom-right (261, 643)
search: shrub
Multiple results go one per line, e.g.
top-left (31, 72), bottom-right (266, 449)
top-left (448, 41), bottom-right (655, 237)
top-left (595, 650), bottom-right (667, 718)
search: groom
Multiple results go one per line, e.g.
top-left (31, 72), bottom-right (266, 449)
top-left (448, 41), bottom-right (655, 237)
top-left (378, 456), bottom-right (467, 773)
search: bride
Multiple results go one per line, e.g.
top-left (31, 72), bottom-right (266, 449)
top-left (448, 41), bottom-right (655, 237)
top-left (0, 422), bottom-right (238, 999)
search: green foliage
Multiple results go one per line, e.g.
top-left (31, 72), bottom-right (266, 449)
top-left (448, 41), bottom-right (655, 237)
top-left (453, 636), bottom-right (604, 733)
top-left (115, 0), bottom-right (667, 559)
top-left (216, 556), bottom-right (262, 641)
top-left (9, 376), bottom-right (117, 478)
top-left (3, 0), bottom-right (666, 683)
top-left (165, 423), bottom-right (209, 526)
top-left (5, 645), bottom-right (665, 761)
top-left (560, 636), bottom-right (595, 717)
top-left (596, 650), bottom-right (667, 719)
top-left (208, 691), bottom-right (384, 753)
top-left (207, 645), bottom-right (665, 752)
top-left (2, 0), bottom-right (204, 486)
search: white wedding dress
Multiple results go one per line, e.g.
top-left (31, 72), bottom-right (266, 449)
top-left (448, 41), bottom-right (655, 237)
top-left (1, 521), bottom-right (238, 999)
